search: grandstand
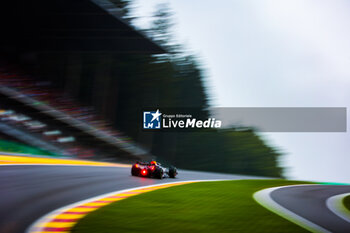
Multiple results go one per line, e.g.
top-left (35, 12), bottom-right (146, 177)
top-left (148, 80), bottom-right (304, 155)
top-left (0, 0), bottom-right (166, 161)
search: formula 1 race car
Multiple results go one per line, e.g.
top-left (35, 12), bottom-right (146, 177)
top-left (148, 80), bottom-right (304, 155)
top-left (131, 161), bottom-right (178, 179)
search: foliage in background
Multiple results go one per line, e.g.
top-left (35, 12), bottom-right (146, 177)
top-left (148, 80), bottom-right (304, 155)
top-left (108, 2), bottom-right (283, 177)
top-left (108, 0), bottom-right (132, 18)
top-left (0, 139), bottom-right (56, 156)
top-left (174, 129), bottom-right (283, 177)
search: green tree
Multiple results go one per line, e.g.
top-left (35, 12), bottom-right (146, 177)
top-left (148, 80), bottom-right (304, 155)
top-left (115, 2), bottom-right (284, 177)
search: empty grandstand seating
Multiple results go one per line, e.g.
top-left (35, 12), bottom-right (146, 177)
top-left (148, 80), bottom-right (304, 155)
top-left (0, 66), bottom-right (148, 159)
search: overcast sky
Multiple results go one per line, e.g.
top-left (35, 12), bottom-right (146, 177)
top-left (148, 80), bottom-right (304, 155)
top-left (131, 0), bottom-right (350, 183)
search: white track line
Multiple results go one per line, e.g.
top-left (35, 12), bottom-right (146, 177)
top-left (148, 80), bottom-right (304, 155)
top-left (326, 193), bottom-right (350, 224)
top-left (26, 179), bottom-right (229, 233)
top-left (253, 185), bottom-right (330, 233)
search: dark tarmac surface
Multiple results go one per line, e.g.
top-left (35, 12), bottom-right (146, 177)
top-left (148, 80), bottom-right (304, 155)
top-left (271, 184), bottom-right (350, 233)
top-left (0, 165), bottom-right (258, 233)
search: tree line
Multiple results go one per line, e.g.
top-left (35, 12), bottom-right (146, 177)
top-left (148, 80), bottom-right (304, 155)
top-left (113, 1), bottom-right (283, 177)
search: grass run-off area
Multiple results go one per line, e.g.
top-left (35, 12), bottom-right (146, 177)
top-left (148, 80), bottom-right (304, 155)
top-left (72, 180), bottom-right (312, 233)
top-left (0, 139), bottom-right (56, 156)
top-left (343, 195), bottom-right (350, 211)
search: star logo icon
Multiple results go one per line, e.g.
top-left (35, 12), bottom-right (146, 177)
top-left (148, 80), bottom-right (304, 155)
top-left (150, 109), bottom-right (162, 122)
top-left (143, 110), bottom-right (162, 129)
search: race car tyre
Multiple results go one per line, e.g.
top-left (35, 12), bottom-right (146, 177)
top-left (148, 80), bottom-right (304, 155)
top-left (155, 168), bottom-right (164, 179)
top-left (131, 167), bottom-right (139, 176)
top-left (168, 166), bottom-right (177, 178)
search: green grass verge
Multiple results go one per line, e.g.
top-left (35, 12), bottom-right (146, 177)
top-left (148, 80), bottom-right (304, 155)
top-left (343, 195), bottom-right (350, 211)
top-left (0, 139), bottom-right (57, 156)
top-left (72, 180), bottom-right (312, 233)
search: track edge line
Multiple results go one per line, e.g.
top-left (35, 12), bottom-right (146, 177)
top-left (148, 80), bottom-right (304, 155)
top-left (253, 185), bottom-right (330, 233)
top-left (326, 192), bottom-right (350, 224)
top-left (26, 179), bottom-right (230, 233)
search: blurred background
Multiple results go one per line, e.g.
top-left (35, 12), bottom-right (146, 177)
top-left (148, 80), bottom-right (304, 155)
top-left (0, 0), bottom-right (348, 182)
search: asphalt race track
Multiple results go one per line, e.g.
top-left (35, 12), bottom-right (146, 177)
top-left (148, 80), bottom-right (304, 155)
top-left (0, 165), bottom-right (258, 233)
top-left (271, 185), bottom-right (350, 232)
top-left (3, 165), bottom-right (350, 233)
